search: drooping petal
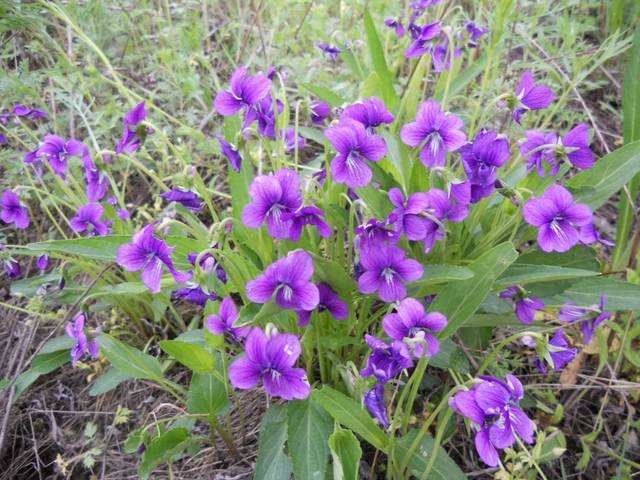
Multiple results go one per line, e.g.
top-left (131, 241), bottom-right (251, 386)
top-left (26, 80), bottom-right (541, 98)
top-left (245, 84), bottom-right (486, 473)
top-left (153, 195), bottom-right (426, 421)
top-left (229, 357), bottom-right (262, 389)
top-left (140, 256), bottom-right (164, 293)
top-left (475, 428), bottom-right (500, 467)
top-left (449, 390), bottom-right (485, 425)
top-left (263, 367), bottom-right (311, 400)
top-left (509, 407), bottom-right (535, 444)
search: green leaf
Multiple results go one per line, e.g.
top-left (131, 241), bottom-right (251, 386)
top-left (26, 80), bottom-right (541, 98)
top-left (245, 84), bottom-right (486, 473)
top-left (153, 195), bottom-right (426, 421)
top-left (13, 349), bottom-right (70, 400)
top-left (567, 140), bottom-right (640, 209)
top-left (298, 126), bottom-right (327, 146)
top-left (287, 399), bottom-right (333, 480)
top-left (254, 404), bottom-right (292, 480)
top-left (409, 265), bottom-right (475, 297)
top-left (186, 373), bottom-right (229, 417)
top-left (300, 82), bottom-right (347, 107)
top-left (363, 9), bottom-right (399, 109)
top-left (89, 368), bottom-right (132, 396)
top-left (496, 264), bottom-right (599, 286)
top-left (312, 387), bottom-right (388, 452)
top-left (99, 334), bottom-right (163, 380)
top-left (40, 335), bottom-right (75, 354)
top-left (433, 243), bottom-right (518, 339)
top-left (429, 339), bottom-right (470, 373)
top-left (312, 254), bottom-right (357, 294)
top-left (546, 277), bottom-right (640, 311)
top-left (516, 246), bottom-right (600, 271)
top-left (139, 427), bottom-right (191, 480)
top-left (27, 235), bottom-right (130, 261)
top-left (328, 427), bottom-right (362, 480)
top-left (395, 429), bottom-right (465, 480)
top-left (158, 340), bottom-right (215, 373)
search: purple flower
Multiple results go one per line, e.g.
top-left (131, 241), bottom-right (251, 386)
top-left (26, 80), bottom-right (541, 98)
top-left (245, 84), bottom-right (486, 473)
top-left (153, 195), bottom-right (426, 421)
top-left (519, 130), bottom-right (558, 176)
top-left (214, 66), bottom-right (272, 117)
top-left (229, 327), bottom-right (311, 400)
top-left (383, 298), bottom-right (447, 358)
top-left (206, 297), bottom-right (250, 340)
top-left (358, 245), bottom-right (423, 302)
top-left (216, 134), bottom-right (242, 172)
top-left (465, 21), bottom-right (489, 48)
top-left (84, 164), bottom-right (109, 202)
top-left (523, 185), bottom-right (592, 253)
top-left (361, 335), bottom-right (414, 384)
top-left (579, 223), bottom-right (614, 247)
top-left (384, 18), bottom-right (405, 37)
top-left (405, 21), bottom-right (442, 58)
top-left (534, 329), bottom-right (577, 373)
top-left (246, 250), bottom-right (319, 311)
top-left (499, 286), bottom-right (545, 324)
top-left (0, 191), bottom-right (30, 229)
top-left (559, 294), bottom-right (612, 344)
top-left (431, 38), bottom-right (461, 73)
top-left (283, 127), bottom-right (305, 153)
top-left (310, 101), bottom-right (331, 125)
top-left (242, 169), bottom-right (303, 239)
top-left (325, 119), bottom-right (388, 188)
top-left (341, 97), bottom-right (395, 131)
top-left (244, 95), bottom-right (283, 139)
top-left (187, 251), bottom-right (227, 283)
top-left (460, 130), bottom-right (510, 203)
top-left (2, 104), bottom-right (47, 122)
top-left (512, 71), bottom-right (555, 124)
top-left (70, 203), bottom-right (111, 237)
top-left (116, 223), bottom-right (193, 294)
top-left (561, 124), bottom-right (595, 170)
top-left (355, 218), bottom-right (400, 250)
top-left (4, 259), bottom-right (21, 279)
top-left (317, 42), bottom-right (342, 61)
top-left (36, 134), bottom-right (86, 176)
top-left (449, 375), bottom-right (535, 467)
top-left (66, 313), bottom-right (99, 365)
top-left (160, 188), bottom-right (203, 211)
top-left (364, 384), bottom-right (390, 428)
top-left (388, 188), bottom-right (430, 241)
top-left (420, 187), bottom-right (469, 252)
top-left (296, 282), bottom-right (349, 327)
top-left (174, 285), bottom-right (217, 307)
top-left (400, 100), bottom-right (466, 168)
top-left (36, 254), bottom-right (50, 271)
top-left (115, 102), bottom-right (153, 155)
top-left (283, 205), bottom-right (332, 241)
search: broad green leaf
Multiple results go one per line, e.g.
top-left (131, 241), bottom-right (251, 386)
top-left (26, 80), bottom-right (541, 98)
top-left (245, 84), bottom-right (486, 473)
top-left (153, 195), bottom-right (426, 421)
top-left (516, 246), bottom-right (600, 271)
top-left (312, 254), bottom-right (357, 294)
top-left (287, 399), bottom-right (333, 480)
top-left (300, 82), bottom-right (347, 107)
top-left (159, 340), bottom-right (215, 373)
top-left (40, 335), bottom-right (75, 354)
top-left (27, 235), bottom-right (130, 261)
top-left (298, 126), bottom-right (327, 146)
top-left (13, 349), bottom-right (70, 400)
top-left (99, 334), bottom-right (163, 380)
top-left (433, 243), bottom-right (518, 339)
top-left (139, 427), bottom-right (190, 480)
top-left (354, 184), bottom-right (394, 219)
top-left (546, 277), bottom-right (640, 311)
top-left (89, 368), bottom-right (132, 396)
top-left (409, 265), bottom-right (475, 297)
top-left (396, 429), bottom-right (466, 480)
top-left (312, 387), bottom-right (388, 452)
top-left (328, 427), bottom-right (362, 480)
top-left (186, 373), bottom-right (229, 417)
top-left (465, 313), bottom-right (526, 327)
top-left (429, 338), bottom-right (470, 373)
top-left (496, 264), bottom-right (599, 286)
top-left (341, 44), bottom-right (368, 80)
top-left (363, 9), bottom-right (399, 109)
top-left (567, 140), bottom-right (640, 209)
top-left (254, 404), bottom-right (292, 480)
top-left (228, 145), bottom-right (254, 221)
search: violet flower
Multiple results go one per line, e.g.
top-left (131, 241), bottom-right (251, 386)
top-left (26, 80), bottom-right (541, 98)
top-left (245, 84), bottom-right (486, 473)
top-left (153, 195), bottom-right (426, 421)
top-left (383, 298), bottom-right (447, 358)
top-left (317, 42), bottom-right (342, 61)
top-left (214, 66), bottom-right (272, 117)
top-left (115, 102), bottom-right (153, 155)
top-left (465, 21), bottom-right (489, 48)
top-left (449, 375), bottom-right (535, 467)
top-left (384, 18), bottom-right (405, 37)
top-left (36, 134), bottom-right (86, 177)
top-left (242, 169), bottom-right (303, 239)
top-left (420, 187), bottom-right (469, 252)
top-left (361, 334), bottom-right (414, 384)
top-left (358, 245), bottom-right (423, 302)
top-left (364, 384), bottom-right (390, 428)
top-left (70, 203), bottom-right (111, 237)
top-left (283, 205), bottom-right (332, 241)
top-left (160, 188), bottom-right (203, 212)
top-left (355, 218), bottom-right (400, 250)
top-left (36, 254), bottom-right (50, 271)
top-left (1, 104), bottom-right (47, 122)
top-left (523, 185), bottom-right (592, 253)
top-left (400, 100), bottom-right (466, 168)
top-left (229, 327), bottom-right (311, 400)
top-left (244, 95), bottom-right (283, 139)
top-left (559, 294), bottom-right (612, 344)
top-left (388, 188), bottom-right (430, 240)
top-left (325, 119), bottom-right (388, 188)
top-left (246, 250), bottom-right (319, 311)
top-left (187, 251), bottom-right (227, 283)
top-left (499, 286), bottom-right (545, 324)
top-left (310, 101), bottom-right (331, 125)
top-left (519, 130), bottom-right (558, 176)
top-left (116, 223), bottom-right (193, 294)
top-left (296, 282), bottom-right (349, 327)
top-left (561, 123), bottom-right (595, 170)
top-left (216, 134), bottom-right (242, 172)
top-left (4, 259), bottom-right (21, 279)
top-left (341, 97), bottom-right (395, 132)
top-left (206, 296), bottom-right (250, 340)
top-left (66, 313), bottom-right (99, 365)
top-left (0, 191), bottom-right (30, 229)
top-left (174, 285), bottom-right (217, 307)
top-left (283, 127), bottom-right (305, 153)
top-left (84, 164), bottom-right (109, 202)
top-left (405, 21), bottom-right (442, 58)
top-left (460, 129), bottom-right (510, 203)
top-left (431, 37), bottom-right (461, 73)
top-left (512, 71), bottom-right (555, 124)
top-left (533, 329), bottom-right (577, 373)
top-left (579, 223), bottom-right (614, 248)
